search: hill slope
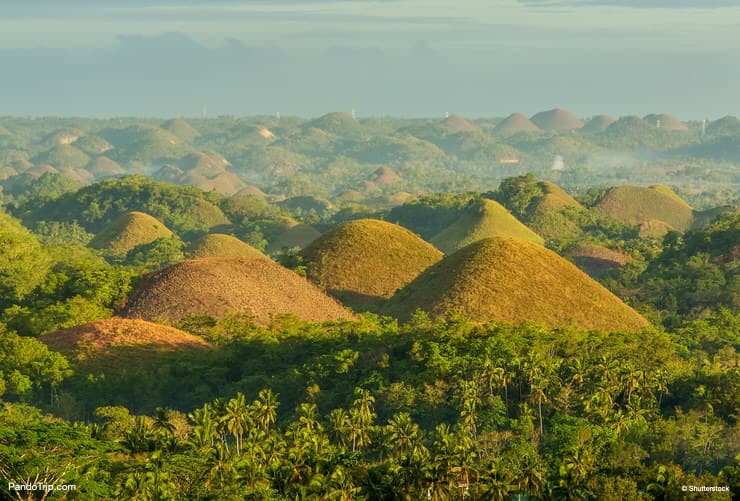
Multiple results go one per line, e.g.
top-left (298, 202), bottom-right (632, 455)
top-left (383, 237), bottom-right (648, 332)
top-left (530, 108), bottom-right (584, 131)
top-left (431, 198), bottom-right (543, 253)
top-left (493, 113), bottom-right (540, 134)
top-left (595, 185), bottom-right (694, 231)
top-left (89, 211), bottom-right (174, 254)
top-left (120, 256), bottom-right (354, 325)
top-left (188, 234), bottom-right (267, 259)
top-left (300, 219), bottom-right (443, 307)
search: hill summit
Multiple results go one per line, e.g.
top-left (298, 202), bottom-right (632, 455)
top-left (595, 185), bottom-right (694, 231)
top-left (300, 219), bottom-right (443, 307)
top-left (494, 113), bottom-right (540, 134)
top-left (530, 108), bottom-right (584, 131)
top-left (382, 237), bottom-right (648, 332)
top-left (89, 211), bottom-right (174, 254)
top-left (430, 198), bottom-right (543, 253)
top-left (188, 234), bottom-right (266, 259)
top-left (120, 256), bottom-right (354, 325)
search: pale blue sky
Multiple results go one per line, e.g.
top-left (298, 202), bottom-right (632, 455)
top-left (1, 0), bottom-right (739, 117)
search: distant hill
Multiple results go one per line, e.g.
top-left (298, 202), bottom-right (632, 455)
top-left (605, 116), bottom-right (651, 135)
top-left (305, 112), bottom-right (362, 136)
top-left (32, 145), bottom-right (90, 170)
top-left (581, 115), bottom-right (615, 133)
top-left (706, 115), bottom-right (740, 137)
top-left (595, 184), bottom-right (694, 231)
top-left (188, 233), bottom-right (266, 259)
top-left (89, 211), bottom-right (174, 255)
top-left (120, 256), bottom-right (354, 325)
top-left (370, 166), bottom-right (401, 186)
top-left (300, 219), bottom-right (443, 307)
top-left (430, 198), bottom-right (543, 253)
top-left (162, 117), bottom-right (200, 142)
top-left (233, 185), bottom-right (267, 198)
top-left (442, 114), bottom-right (479, 133)
top-left (87, 156), bottom-right (123, 178)
top-left (644, 113), bottom-right (688, 131)
top-left (493, 113), bottom-right (540, 135)
top-left (73, 135), bottom-right (113, 155)
top-left (530, 108), bottom-right (584, 131)
top-left (382, 237), bottom-right (649, 332)
top-left (567, 244), bottom-right (629, 278)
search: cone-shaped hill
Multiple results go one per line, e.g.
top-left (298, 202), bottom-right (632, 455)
top-left (41, 318), bottom-right (210, 359)
top-left (188, 234), bottom-right (267, 259)
top-left (300, 219), bottom-right (443, 308)
top-left (531, 108), bottom-right (584, 131)
top-left (606, 116), bottom-right (651, 135)
top-left (305, 112), bottom-right (361, 136)
top-left (524, 181), bottom-right (586, 242)
top-left (120, 256), bottom-right (354, 325)
top-left (371, 166), bottom-right (402, 185)
top-left (431, 199), bottom-right (543, 254)
top-left (89, 211), bottom-right (174, 255)
top-left (595, 185), bottom-right (694, 231)
top-left (581, 115), bottom-right (615, 133)
top-left (707, 116), bottom-right (740, 136)
top-left (382, 237), bottom-right (648, 332)
top-left (567, 244), bottom-right (629, 278)
top-left (644, 113), bottom-right (688, 131)
top-left (162, 117), bottom-right (200, 142)
top-left (494, 113), bottom-right (540, 134)
top-left (442, 114), bottom-right (479, 133)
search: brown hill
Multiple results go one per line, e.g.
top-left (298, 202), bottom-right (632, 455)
top-left (442, 114), bottom-right (479, 133)
top-left (120, 256), bottom-right (354, 325)
top-left (89, 211), bottom-right (174, 254)
top-left (530, 108), bottom-right (584, 131)
top-left (162, 118), bottom-right (200, 142)
top-left (382, 237), bottom-right (648, 332)
top-left (637, 219), bottom-right (676, 238)
top-left (188, 234), bottom-right (267, 259)
top-left (233, 185), bottom-right (267, 198)
top-left (581, 115), bottom-right (615, 133)
top-left (300, 219), bottom-right (443, 307)
top-left (41, 318), bottom-right (210, 358)
top-left (644, 113), bottom-right (688, 131)
top-left (567, 244), bottom-right (629, 278)
top-left (430, 198), bottom-right (544, 253)
top-left (595, 185), bottom-right (694, 231)
top-left (494, 113), bottom-right (540, 134)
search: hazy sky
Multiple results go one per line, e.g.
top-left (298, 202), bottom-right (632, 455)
top-left (2, 0), bottom-right (739, 118)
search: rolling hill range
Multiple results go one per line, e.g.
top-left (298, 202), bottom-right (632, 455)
top-left (119, 256), bottom-right (354, 325)
top-left (430, 198), bottom-right (544, 253)
top-left (300, 219), bottom-right (443, 308)
top-left (382, 237), bottom-right (649, 332)
top-left (88, 211), bottom-right (174, 255)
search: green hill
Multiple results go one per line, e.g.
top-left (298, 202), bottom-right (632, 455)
top-left (300, 219), bottom-right (443, 307)
top-left (120, 256), bottom-right (355, 325)
top-left (32, 145), bottom-right (90, 170)
top-left (430, 198), bottom-right (543, 253)
top-left (382, 237), bottom-right (649, 332)
top-left (567, 244), bottom-right (629, 278)
top-left (595, 184), bottom-right (694, 231)
top-left (188, 233), bottom-right (266, 259)
top-left (89, 211), bottom-right (174, 255)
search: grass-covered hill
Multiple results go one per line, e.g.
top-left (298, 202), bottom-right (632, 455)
top-left (566, 244), bottom-right (629, 278)
top-left (120, 256), bottom-right (355, 325)
top-left (493, 113), bottom-right (540, 134)
top-left (266, 223), bottom-right (322, 253)
top-left (41, 317), bottom-right (211, 361)
top-left (530, 108), bottom-right (584, 131)
top-left (300, 219), bottom-right (443, 308)
top-left (595, 184), bottom-right (695, 231)
top-left (88, 211), bottom-right (174, 255)
top-left (383, 237), bottom-right (649, 332)
top-left (430, 198), bottom-right (544, 253)
top-left (187, 233), bottom-right (266, 259)
top-left (14, 175), bottom-right (230, 238)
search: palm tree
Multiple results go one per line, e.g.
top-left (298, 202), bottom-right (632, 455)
top-left (253, 388), bottom-right (279, 432)
top-left (327, 408), bottom-right (350, 448)
top-left (222, 393), bottom-right (251, 456)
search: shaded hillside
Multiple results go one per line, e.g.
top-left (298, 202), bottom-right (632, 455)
top-left (89, 211), bottom-right (174, 255)
top-left (300, 219), bottom-right (443, 307)
top-left (595, 185), bottom-right (694, 231)
top-left (0, 210), bottom-right (51, 303)
top-left (120, 256), bottom-right (354, 325)
top-left (188, 233), bottom-right (266, 259)
top-left (441, 114), bottom-right (479, 133)
top-left (431, 198), bottom-right (543, 253)
top-left (581, 115), bottom-right (615, 133)
top-left (267, 224), bottom-right (322, 253)
top-left (567, 244), bottom-right (629, 278)
top-left (383, 237), bottom-right (649, 332)
top-left (644, 113), bottom-right (688, 131)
